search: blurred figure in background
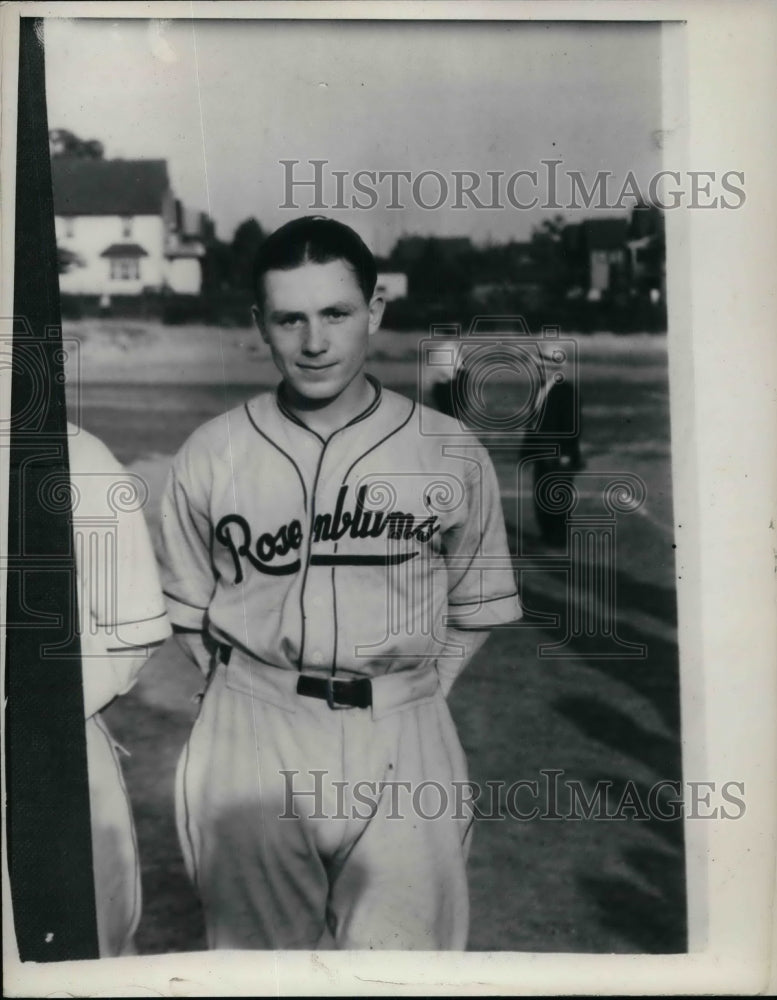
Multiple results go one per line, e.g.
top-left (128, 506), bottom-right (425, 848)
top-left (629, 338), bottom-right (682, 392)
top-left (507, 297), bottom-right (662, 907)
top-left (68, 424), bottom-right (171, 955)
top-left (425, 339), bottom-right (472, 425)
top-left (529, 355), bottom-right (584, 547)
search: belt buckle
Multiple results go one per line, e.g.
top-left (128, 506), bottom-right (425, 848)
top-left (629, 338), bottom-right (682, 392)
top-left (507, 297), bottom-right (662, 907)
top-left (326, 676), bottom-right (349, 710)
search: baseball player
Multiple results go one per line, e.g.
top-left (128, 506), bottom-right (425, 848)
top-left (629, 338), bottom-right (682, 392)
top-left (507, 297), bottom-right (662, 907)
top-left (159, 216), bottom-right (522, 950)
top-left (69, 424), bottom-right (171, 955)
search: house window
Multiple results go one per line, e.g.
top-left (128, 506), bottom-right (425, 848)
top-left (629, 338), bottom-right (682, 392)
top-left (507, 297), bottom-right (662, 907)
top-left (64, 217), bottom-right (74, 238)
top-left (121, 216), bottom-right (133, 238)
top-left (110, 258), bottom-right (140, 281)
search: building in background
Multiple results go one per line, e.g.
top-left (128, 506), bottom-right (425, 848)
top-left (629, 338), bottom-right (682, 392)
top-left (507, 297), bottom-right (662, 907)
top-left (168, 200), bottom-right (213, 295)
top-left (626, 203), bottom-right (666, 304)
top-left (52, 157), bottom-right (209, 297)
top-left (561, 218), bottom-right (630, 301)
top-left (584, 218), bottom-right (629, 300)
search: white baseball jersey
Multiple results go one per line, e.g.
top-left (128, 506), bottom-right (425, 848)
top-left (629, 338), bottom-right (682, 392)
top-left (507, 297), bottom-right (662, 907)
top-left (68, 425), bottom-right (171, 956)
top-left (159, 378), bottom-right (521, 677)
top-left (159, 379), bottom-right (521, 949)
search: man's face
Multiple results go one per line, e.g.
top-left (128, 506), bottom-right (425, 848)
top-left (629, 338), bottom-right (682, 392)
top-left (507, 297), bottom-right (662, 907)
top-left (253, 259), bottom-right (384, 404)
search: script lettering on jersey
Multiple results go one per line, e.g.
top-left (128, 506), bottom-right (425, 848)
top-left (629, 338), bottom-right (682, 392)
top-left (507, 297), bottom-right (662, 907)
top-left (215, 514), bottom-right (303, 582)
top-left (312, 485), bottom-right (440, 544)
top-left (215, 485), bottom-right (440, 583)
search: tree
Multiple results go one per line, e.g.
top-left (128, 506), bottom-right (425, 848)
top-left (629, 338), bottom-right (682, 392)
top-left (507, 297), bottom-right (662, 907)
top-left (230, 218), bottom-right (265, 292)
top-left (532, 214), bottom-right (566, 244)
top-left (49, 128), bottom-right (104, 159)
top-left (82, 138), bottom-right (105, 159)
top-left (530, 214), bottom-right (571, 301)
top-left (56, 245), bottom-right (84, 274)
top-left (388, 236), bottom-right (474, 303)
top-left (200, 239), bottom-right (235, 297)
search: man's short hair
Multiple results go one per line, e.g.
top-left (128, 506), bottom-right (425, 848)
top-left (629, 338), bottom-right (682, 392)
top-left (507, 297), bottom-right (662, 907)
top-left (252, 216), bottom-right (377, 308)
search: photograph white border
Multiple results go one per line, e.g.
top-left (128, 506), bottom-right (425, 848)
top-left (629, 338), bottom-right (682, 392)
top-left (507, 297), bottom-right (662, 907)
top-left (1, 1), bottom-right (775, 995)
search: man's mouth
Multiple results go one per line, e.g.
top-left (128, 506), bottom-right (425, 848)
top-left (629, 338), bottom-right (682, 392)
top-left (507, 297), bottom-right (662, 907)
top-left (297, 362), bottom-right (337, 372)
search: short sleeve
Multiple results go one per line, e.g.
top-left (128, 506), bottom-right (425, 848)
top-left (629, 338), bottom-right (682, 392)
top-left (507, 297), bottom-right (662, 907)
top-left (68, 426), bottom-right (171, 715)
top-left (158, 438), bottom-right (216, 630)
top-left (443, 447), bottom-right (522, 629)
top-left (101, 500), bottom-right (171, 648)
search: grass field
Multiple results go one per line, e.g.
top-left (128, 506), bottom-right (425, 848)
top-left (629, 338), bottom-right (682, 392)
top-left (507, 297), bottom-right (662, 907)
top-left (67, 321), bottom-right (684, 954)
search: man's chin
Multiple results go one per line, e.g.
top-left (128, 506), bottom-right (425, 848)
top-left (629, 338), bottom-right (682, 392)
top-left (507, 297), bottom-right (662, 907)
top-left (285, 377), bottom-right (345, 407)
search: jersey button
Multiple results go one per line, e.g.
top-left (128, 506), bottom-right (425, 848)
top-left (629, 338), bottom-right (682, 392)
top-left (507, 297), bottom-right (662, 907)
top-left (311, 595), bottom-right (324, 608)
top-left (312, 651), bottom-right (324, 665)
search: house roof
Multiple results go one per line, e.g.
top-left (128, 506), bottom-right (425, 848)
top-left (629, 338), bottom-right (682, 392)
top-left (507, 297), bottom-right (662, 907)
top-left (100, 243), bottom-right (149, 258)
top-left (52, 158), bottom-right (170, 216)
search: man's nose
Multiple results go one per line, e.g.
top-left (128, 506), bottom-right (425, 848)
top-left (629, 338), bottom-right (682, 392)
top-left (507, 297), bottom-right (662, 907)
top-left (301, 319), bottom-right (327, 354)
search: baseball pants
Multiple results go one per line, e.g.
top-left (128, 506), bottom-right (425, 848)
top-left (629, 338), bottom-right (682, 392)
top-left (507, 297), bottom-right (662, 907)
top-left (86, 714), bottom-right (141, 957)
top-left (176, 652), bottom-right (473, 950)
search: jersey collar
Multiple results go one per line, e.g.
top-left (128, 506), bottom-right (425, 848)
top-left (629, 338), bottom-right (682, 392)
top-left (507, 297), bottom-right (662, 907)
top-left (275, 374), bottom-right (383, 442)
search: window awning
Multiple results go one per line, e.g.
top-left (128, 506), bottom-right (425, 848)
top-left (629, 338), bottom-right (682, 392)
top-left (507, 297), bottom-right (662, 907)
top-left (100, 242), bottom-right (149, 258)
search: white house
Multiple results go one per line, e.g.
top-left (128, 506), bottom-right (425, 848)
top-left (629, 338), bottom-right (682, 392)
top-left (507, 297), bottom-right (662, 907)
top-left (52, 157), bottom-right (207, 296)
top-left (166, 200), bottom-right (212, 295)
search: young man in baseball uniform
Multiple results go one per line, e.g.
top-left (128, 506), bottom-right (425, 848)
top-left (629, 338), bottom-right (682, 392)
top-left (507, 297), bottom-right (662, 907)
top-left (159, 217), bottom-right (521, 950)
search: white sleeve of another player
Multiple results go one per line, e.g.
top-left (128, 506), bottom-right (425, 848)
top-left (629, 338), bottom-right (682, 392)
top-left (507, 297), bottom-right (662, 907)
top-left (70, 428), bottom-right (171, 718)
top-left (80, 499), bottom-right (171, 717)
top-left (443, 447), bottom-right (523, 629)
top-left (158, 439), bottom-right (216, 632)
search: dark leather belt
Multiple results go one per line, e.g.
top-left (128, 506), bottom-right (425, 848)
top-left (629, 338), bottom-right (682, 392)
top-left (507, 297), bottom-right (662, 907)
top-left (219, 645), bottom-right (371, 710)
top-left (297, 674), bottom-right (372, 710)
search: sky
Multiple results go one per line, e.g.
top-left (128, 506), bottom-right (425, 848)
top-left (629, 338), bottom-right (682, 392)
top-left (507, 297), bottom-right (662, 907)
top-left (43, 17), bottom-right (664, 256)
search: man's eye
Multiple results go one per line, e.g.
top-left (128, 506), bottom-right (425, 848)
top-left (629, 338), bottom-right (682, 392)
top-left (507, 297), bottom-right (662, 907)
top-left (326, 310), bottom-right (348, 322)
top-left (279, 317), bottom-right (303, 328)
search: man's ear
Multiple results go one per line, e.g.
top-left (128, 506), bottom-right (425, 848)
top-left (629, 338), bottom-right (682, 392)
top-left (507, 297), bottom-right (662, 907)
top-left (251, 304), bottom-right (269, 344)
top-left (367, 293), bottom-right (385, 336)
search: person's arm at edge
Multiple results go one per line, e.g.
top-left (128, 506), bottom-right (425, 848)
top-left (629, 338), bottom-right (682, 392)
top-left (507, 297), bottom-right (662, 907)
top-left (82, 641), bottom-right (167, 719)
top-left (158, 437), bottom-right (219, 673)
top-left (436, 626), bottom-right (492, 698)
top-left (438, 444), bottom-right (522, 697)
